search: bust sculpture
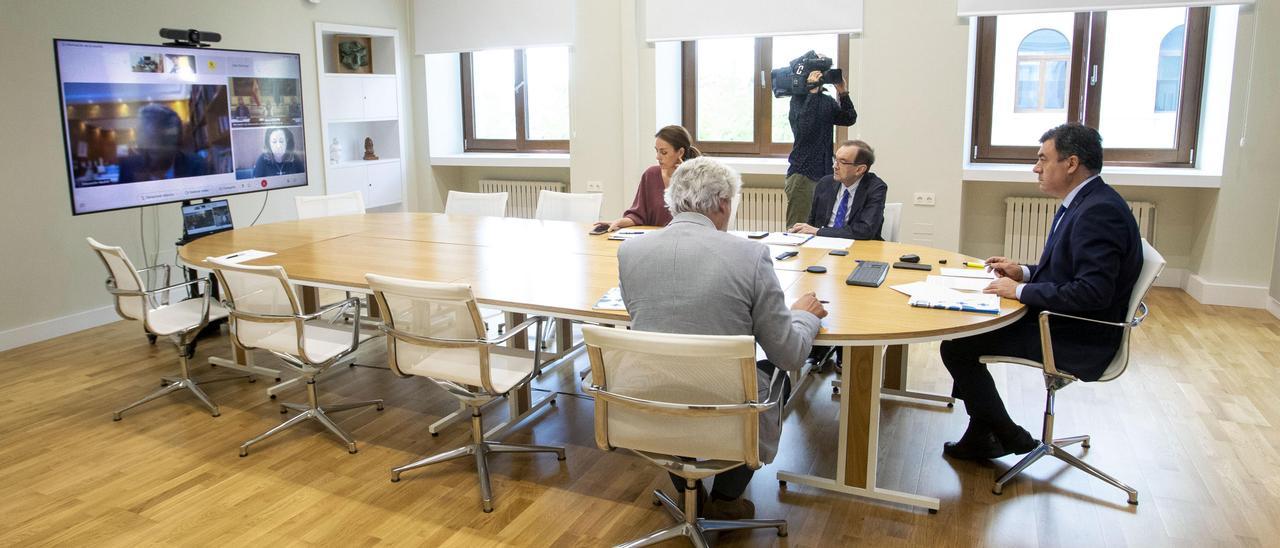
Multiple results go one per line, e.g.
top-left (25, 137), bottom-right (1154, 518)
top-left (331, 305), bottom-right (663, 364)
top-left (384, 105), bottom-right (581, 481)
top-left (363, 137), bottom-right (378, 161)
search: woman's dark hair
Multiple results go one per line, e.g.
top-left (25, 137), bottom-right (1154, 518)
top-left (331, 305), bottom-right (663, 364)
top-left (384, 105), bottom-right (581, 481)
top-left (1040, 123), bottom-right (1103, 173)
top-left (655, 125), bottom-right (700, 161)
top-left (263, 127), bottom-right (296, 154)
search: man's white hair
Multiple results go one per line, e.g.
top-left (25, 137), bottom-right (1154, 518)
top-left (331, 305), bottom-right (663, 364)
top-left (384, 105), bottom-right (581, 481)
top-left (664, 157), bottom-right (741, 217)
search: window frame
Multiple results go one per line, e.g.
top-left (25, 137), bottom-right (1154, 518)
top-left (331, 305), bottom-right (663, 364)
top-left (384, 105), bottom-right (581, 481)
top-left (970, 8), bottom-right (1209, 168)
top-left (681, 35), bottom-right (851, 157)
top-left (460, 49), bottom-right (570, 153)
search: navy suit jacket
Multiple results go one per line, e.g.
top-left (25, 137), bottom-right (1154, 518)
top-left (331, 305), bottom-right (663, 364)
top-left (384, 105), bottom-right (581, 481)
top-left (806, 172), bottom-right (887, 240)
top-left (1021, 177), bottom-right (1143, 381)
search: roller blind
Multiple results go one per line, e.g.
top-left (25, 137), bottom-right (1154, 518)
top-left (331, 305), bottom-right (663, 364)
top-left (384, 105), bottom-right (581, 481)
top-left (957, 0), bottom-right (1252, 17)
top-left (643, 0), bottom-right (864, 42)
top-left (414, 0), bottom-right (573, 54)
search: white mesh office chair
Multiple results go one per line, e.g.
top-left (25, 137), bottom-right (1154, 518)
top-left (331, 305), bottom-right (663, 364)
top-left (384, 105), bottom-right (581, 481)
top-left (294, 191), bottom-right (366, 219)
top-left (444, 190), bottom-right (511, 335)
top-left (445, 190), bottom-right (509, 217)
top-left (532, 189), bottom-right (605, 348)
top-left (208, 257), bottom-right (382, 456)
top-left (881, 202), bottom-right (903, 242)
top-left (88, 238), bottom-right (249, 420)
top-left (581, 325), bottom-right (788, 547)
top-left (366, 273), bottom-right (565, 513)
top-left (981, 239), bottom-right (1165, 505)
top-left (534, 189), bottom-right (603, 224)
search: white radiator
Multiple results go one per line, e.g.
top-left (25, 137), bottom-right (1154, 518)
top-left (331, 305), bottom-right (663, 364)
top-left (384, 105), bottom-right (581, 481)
top-left (477, 179), bottom-right (566, 218)
top-left (1003, 197), bottom-right (1155, 264)
top-left (734, 188), bottom-right (788, 232)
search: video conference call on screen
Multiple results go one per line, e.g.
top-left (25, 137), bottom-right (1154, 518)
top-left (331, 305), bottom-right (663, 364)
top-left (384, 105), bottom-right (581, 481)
top-left (55, 39), bottom-right (309, 215)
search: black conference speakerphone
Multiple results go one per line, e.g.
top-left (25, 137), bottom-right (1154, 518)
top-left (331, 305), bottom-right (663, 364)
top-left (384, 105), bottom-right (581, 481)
top-left (846, 260), bottom-right (889, 287)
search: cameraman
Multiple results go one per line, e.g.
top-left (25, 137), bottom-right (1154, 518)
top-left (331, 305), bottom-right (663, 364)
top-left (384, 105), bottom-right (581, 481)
top-left (784, 65), bottom-right (857, 228)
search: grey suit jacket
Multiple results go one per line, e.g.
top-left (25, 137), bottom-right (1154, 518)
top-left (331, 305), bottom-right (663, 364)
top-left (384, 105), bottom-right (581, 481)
top-left (617, 212), bottom-right (822, 462)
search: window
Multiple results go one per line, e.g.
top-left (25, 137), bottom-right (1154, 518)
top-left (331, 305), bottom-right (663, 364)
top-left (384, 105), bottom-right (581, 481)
top-left (1155, 25), bottom-right (1185, 113)
top-left (971, 7), bottom-right (1208, 167)
top-left (681, 34), bottom-right (849, 156)
top-left (461, 47), bottom-right (569, 152)
top-left (1015, 29), bottom-right (1070, 112)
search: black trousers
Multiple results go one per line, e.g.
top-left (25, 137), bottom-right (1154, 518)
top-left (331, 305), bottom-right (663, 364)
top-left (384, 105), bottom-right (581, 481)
top-left (667, 360), bottom-right (789, 501)
top-left (939, 316), bottom-right (1043, 433)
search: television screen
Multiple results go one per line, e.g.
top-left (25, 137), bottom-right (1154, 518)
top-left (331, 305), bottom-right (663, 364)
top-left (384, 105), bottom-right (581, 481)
top-left (54, 39), bottom-right (308, 215)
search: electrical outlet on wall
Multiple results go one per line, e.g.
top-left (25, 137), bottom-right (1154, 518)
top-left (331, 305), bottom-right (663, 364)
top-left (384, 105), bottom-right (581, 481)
top-left (913, 192), bottom-right (935, 206)
top-left (586, 181), bottom-right (604, 193)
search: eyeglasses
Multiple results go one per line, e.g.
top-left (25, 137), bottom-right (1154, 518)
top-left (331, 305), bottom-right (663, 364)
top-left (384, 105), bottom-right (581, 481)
top-left (833, 159), bottom-right (859, 167)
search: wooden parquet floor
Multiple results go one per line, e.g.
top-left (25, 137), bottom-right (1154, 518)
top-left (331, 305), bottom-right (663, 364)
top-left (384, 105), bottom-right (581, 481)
top-left (1, 288), bottom-right (1278, 546)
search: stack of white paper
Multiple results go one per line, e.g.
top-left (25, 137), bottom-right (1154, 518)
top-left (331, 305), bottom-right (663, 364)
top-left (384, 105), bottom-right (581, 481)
top-left (802, 236), bottom-right (854, 250)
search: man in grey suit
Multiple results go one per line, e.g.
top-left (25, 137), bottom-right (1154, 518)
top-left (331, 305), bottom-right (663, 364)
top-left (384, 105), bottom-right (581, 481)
top-left (618, 156), bottom-right (827, 519)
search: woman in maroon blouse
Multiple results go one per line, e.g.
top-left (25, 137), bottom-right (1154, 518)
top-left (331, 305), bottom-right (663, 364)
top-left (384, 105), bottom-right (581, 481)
top-left (594, 125), bottom-right (701, 232)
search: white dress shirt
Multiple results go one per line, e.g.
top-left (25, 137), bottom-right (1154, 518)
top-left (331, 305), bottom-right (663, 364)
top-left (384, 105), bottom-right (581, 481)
top-left (825, 177), bottom-right (862, 228)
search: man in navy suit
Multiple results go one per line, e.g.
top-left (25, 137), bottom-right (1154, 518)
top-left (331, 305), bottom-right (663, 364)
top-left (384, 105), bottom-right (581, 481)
top-left (787, 140), bottom-right (887, 240)
top-left (940, 123), bottom-right (1143, 461)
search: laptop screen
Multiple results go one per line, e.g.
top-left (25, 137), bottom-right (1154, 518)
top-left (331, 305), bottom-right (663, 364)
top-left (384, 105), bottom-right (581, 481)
top-left (182, 200), bottom-right (233, 239)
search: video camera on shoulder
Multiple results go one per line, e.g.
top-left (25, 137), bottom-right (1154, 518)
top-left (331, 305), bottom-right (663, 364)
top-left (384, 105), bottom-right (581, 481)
top-left (770, 50), bottom-right (843, 98)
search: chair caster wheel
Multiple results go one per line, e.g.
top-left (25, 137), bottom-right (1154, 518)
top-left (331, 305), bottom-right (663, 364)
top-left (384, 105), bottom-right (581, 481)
top-left (275, 378), bottom-right (282, 382)
top-left (376, 403), bottom-right (384, 411)
top-left (349, 449), bottom-right (358, 454)
top-left (832, 388), bottom-right (840, 395)
top-left (431, 432), bottom-right (439, 437)
top-left (549, 398), bottom-right (556, 406)
top-left (280, 407), bottom-right (288, 414)
top-left (248, 377), bottom-right (256, 383)
top-left (147, 334), bottom-right (157, 344)
top-left (391, 477), bottom-right (400, 483)
top-left (112, 414), bottom-right (122, 421)
top-left (928, 508), bottom-right (938, 514)
top-left (946, 402), bottom-right (954, 408)
top-left (211, 411), bottom-right (221, 418)
top-left (269, 394), bottom-right (277, 400)
top-left (777, 530), bottom-right (788, 537)
top-left (778, 480), bottom-right (787, 488)
top-left (239, 449), bottom-right (248, 457)
top-left (1128, 498), bottom-right (1138, 506)
top-left (557, 453), bottom-right (566, 461)
top-left (992, 487), bottom-right (1003, 496)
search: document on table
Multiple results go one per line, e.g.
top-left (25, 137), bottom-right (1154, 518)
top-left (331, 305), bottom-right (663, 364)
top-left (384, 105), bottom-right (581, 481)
top-left (608, 230), bottom-right (650, 241)
top-left (926, 275), bottom-right (990, 292)
top-left (593, 287), bottom-right (627, 311)
top-left (801, 236), bottom-right (854, 250)
top-left (940, 267), bottom-right (996, 280)
top-left (760, 232), bottom-right (813, 246)
top-left (904, 284), bottom-right (1000, 314)
top-left (213, 250), bottom-right (276, 264)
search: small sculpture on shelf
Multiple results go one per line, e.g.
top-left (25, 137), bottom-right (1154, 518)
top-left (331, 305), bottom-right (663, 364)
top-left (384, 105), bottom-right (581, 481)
top-left (363, 137), bottom-right (378, 161)
top-left (329, 138), bottom-right (342, 165)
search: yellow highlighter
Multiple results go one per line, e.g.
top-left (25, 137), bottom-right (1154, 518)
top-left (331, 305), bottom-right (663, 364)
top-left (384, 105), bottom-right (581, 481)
top-left (964, 261), bottom-right (986, 268)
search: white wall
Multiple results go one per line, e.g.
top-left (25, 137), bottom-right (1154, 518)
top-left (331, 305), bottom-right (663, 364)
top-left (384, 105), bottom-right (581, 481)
top-left (0, 0), bottom-right (411, 343)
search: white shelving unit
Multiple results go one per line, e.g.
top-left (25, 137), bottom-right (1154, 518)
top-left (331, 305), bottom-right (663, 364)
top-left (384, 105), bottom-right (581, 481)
top-left (314, 23), bottom-right (405, 208)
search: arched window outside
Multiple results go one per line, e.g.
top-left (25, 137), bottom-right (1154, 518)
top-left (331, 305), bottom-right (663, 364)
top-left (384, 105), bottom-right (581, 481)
top-left (1015, 29), bottom-right (1070, 112)
top-left (1155, 25), bottom-right (1185, 112)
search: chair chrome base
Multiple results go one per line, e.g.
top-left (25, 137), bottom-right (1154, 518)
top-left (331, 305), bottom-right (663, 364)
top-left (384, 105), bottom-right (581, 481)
top-left (991, 376), bottom-right (1138, 505)
top-left (239, 379), bottom-right (383, 456)
top-left (390, 407), bottom-right (565, 512)
top-left (113, 354), bottom-right (251, 421)
top-left (993, 436), bottom-right (1138, 505)
top-left (616, 488), bottom-right (787, 548)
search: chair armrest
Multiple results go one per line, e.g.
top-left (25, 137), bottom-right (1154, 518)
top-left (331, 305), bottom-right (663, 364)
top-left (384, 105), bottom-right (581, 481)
top-left (581, 382), bottom-right (775, 417)
top-left (486, 316), bottom-right (546, 345)
top-left (298, 297), bottom-right (360, 322)
top-left (1036, 308), bottom-right (1137, 377)
top-left (106, 276), bottom-right (207, 297)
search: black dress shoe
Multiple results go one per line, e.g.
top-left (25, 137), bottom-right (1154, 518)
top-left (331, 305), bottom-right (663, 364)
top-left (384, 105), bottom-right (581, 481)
top-left (943, 432), bottom-right (1008, 461)
top-left (995, 426), bottom-right (1040, 456)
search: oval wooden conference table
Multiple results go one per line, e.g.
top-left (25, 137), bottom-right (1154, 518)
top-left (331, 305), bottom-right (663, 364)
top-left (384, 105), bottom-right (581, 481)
top-left (179, 212), bottom-right (1024, 512)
